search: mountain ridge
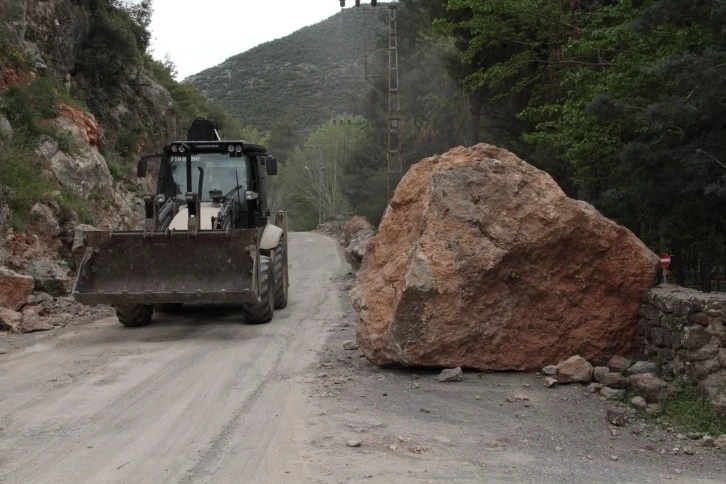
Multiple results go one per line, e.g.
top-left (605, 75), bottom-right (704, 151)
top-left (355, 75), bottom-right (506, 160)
top-left (187, 8), bottom-right (387, 131)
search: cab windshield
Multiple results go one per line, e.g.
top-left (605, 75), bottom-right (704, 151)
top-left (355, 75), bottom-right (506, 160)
top-left (169, 153), bottom-right (248, 202)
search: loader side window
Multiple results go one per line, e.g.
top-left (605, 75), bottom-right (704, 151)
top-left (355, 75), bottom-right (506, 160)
top-left (169, 154), bottom-right (249, 202)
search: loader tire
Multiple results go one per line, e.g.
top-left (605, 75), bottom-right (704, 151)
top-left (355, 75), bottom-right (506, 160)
top-left (272, 239), bottom-right (288, 310)
top-left (242, 256), bottom-right (274, 324)
top-left (115, 304), bottom-right (153, 327)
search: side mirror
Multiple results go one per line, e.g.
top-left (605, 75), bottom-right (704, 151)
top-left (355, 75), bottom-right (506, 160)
top-left (137, 158), bottom-right (148, 177)
top-left (266, 156), bottom-right (278, 176)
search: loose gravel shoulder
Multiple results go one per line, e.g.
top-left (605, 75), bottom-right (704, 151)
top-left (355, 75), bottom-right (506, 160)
top-left (300, 273), bottom-right (726, 483)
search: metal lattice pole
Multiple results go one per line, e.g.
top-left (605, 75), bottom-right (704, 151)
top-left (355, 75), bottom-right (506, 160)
top-left (387, 6), bottom-right (401, 200)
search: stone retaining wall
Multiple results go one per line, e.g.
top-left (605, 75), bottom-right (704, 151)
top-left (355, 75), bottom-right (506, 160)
top-left (635, 285), bottom-right (726, 414)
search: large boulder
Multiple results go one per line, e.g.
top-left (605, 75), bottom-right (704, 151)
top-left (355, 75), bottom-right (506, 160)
top-left (352, 144), bottom-right (658, 370)
top-left (0, 266), bottom-right (34, 310)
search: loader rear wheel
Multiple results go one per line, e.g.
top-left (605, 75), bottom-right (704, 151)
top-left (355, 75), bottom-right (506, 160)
top-left (115, 304), bottom-right (153, 327)
top-left (272, 239), bottom-right (288, 309)
top-left (242, 256), bottom-right (274, 324)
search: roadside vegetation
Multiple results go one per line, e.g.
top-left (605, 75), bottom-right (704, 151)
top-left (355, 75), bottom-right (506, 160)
top-left (650, 381), bottom-right (726, 436)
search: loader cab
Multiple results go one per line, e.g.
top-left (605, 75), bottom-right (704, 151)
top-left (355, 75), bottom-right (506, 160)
top-left (154, 141), bottom-right (276, 230)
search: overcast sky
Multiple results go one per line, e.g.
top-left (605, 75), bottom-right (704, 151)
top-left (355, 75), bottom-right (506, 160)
top-left (149, 0), bottom-right (343, 79)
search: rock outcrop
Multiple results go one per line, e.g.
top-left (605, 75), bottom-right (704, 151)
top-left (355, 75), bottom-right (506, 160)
top-left (56, 103), bottom-right (103, 148)
top-left (352, 144), bottom-right (658, 370)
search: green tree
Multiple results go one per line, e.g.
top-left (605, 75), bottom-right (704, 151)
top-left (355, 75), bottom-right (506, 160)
top-left (269, 116), bottom-right (383, 230)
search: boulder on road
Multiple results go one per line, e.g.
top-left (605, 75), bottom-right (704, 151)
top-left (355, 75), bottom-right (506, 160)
top-left (556, 355), bottom-right (593, 383)
top-left (352, 144), bottom-right (658, 370)
top-left (344, 216), bottom-right (375, 270)
top-left (0, 266), bottom-right (34, 311)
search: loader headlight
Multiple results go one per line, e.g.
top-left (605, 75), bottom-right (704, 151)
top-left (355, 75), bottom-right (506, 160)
top-left (227, 144), bottom-right (235, 153)
top-left (235, 145), bottom-right (243, 153)
top-left (171, 145), bottom-right (178, 153)
top-left (156, 194), bottom-right (166, 204)
top-left (178, 145), bottom-right (186, 153)
top-left (244, 191), bottom-right (259, 200)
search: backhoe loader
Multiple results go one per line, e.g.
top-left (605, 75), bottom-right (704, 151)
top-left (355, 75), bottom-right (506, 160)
top-left (72, 118), bottom-right (289, 326)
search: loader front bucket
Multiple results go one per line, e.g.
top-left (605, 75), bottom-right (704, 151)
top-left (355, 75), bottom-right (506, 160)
top-left (72, 229), bottom-right (260, 305)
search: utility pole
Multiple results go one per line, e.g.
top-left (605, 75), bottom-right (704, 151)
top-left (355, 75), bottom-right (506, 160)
top-left (341, 1), bottom-right (402, 201)
top-left (386, 5), bottom-right (401, 200)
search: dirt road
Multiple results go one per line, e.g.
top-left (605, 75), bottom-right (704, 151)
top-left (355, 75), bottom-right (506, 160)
top-left (0, 232), bottom-right (724, 483)
top-left (0, 233), bottom-right (342, 483)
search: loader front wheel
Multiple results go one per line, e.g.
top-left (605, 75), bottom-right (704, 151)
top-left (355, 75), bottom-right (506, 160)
top-left (242, 256), bottom-right (274, 324)
top-left (272, 239), bottom-right (288, 310)
top-left (115, 304), bottom-right (153, 327)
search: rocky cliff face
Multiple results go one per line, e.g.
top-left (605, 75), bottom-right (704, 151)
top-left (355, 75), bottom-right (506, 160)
top-left (1, 0), bottom-right (177, 148)
top-left (0, 0), bottom-right (90, 74)
top-left (0, 0), bottom-right (181, 325)
top-left (352, 144), bottom-right (659, 370)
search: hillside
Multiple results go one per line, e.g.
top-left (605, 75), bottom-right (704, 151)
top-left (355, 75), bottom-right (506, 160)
top-left (0, 0), bottom-right (255, 265)
top-left (188, 8), bottom-right (384, 130)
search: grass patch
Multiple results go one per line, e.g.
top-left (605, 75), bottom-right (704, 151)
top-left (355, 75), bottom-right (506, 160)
top-left (106, 154), bottom-right (134, 180)
top-left (0, 40), bottom-right (29, 68)
top-left (57, 190), bottom-right (95, 226)
top-left (654, 381), bottom-right (726, 436)
top-left (0, 143), bottom-right (55, 230)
